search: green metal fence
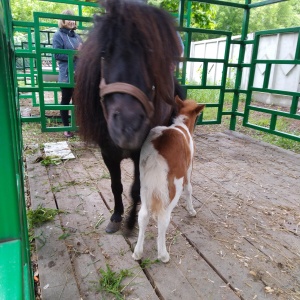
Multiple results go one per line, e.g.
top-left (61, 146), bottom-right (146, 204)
top-left (1, 0), bottom-right (299, 298)
top-left (0, 0), bottom-right (34, 299)
top-left (12, 0), bottom-right (300, 142)
top-left (177, 0), bottom-right (299, 142)
top-left (243, 27), bottom-right (300, 141)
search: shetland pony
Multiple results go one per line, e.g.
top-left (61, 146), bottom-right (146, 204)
top-left (132, 96), bottom-right (204, 262)
top-left (74, 0), bottom-right (184, 233)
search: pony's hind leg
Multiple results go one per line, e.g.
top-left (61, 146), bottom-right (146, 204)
top-left (132, 203), bottom-right (149, 260)
top-left (183, 169), bottom-right (196, 216)
top-left (157, 211), bottom-right (171, 263)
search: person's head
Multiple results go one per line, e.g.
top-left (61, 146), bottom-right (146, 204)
top-left (58, 9), bottom-right (76, 30)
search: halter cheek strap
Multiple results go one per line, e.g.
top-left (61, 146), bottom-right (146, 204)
top-left (99, 58), bottom-right (154, 120)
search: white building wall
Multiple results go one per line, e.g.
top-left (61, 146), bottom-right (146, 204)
top-left (187, 32), bottom-right (300, 108)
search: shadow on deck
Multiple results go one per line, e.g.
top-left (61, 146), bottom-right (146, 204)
top-left (26, 130), bottom-right (300, 300)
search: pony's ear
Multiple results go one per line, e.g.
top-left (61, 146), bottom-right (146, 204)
top-left (195, 104), bottom-right (205, 115)
top-left (175, 95), bottom-right (184, 110)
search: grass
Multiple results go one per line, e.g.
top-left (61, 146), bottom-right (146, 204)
top-left (186, 85), bottom-right (300, 154)
top-left (98, 264), bottom-right (133, 300)
top-left (97, 259), bottom-right (159, 299)
top-left (27, 205), bottom-right (62, 243)
top-left (40, 155), bottom-right (62, 166)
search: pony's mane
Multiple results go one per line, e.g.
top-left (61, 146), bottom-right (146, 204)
top-left (74, 0), bottom-right (182, 144)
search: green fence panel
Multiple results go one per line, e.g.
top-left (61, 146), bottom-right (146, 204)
top-left (244, 27), bottom-right (300, 142)
top-left (0, 0), bottom-right (34, 298)
top-left (13, 0), bottom-right (297, 143)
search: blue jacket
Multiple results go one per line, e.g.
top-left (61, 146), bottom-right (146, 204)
top-left (52, 28), bottom-right (82, 83)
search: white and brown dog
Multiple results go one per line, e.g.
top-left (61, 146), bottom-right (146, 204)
top-left (133, 96), bottom-right (205, 263)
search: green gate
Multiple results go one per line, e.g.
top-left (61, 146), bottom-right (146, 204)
top-left (0, 0), bottom-right (34, 299)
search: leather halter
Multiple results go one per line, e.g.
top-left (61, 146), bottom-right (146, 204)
top-left (99, 58), bottom-right (154, 120)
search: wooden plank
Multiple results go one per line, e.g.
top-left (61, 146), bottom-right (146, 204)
top-left (48, 144), bottom-right (159, 299)
top-left (118, 151), bottom-right (240, 299)
top-left (195, 134), bottom-right (300, 206)
top-left (178, 131), bottom-right (300, 299)
top-left (127, 220), bottom-right (240, 300)
top-left (79, 144), bottom-right (240, 299)
top-left (27, 132), bottom-right (300, 300)
top-left (194, 132), bottom-right (300, 252)
top-left (26, 150), bottom-right (81, 299)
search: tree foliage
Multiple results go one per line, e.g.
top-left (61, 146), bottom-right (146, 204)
top-left (213, 0), bottom-right (300, 36)
top-left (10, 0), bottom-right (99, 22)
top-left (149, 0), bottom-right (216, 29)
top-left (10, 0), bottom-right (300, 36)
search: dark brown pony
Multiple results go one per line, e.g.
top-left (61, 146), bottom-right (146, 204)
top-left (74, 0), bottom-right (184, 233)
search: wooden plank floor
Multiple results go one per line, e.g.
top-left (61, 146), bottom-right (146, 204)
top-left (26, 130), bottom-right (300, 300)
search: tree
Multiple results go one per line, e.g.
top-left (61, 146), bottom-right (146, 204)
top-left (213, 0), bottom-right (300, 37)
top-left (10, 0), bottom-right (66, 22)
top-left (10, 0), bottom-right (100, 22)
top-left (149, 0), bottom-right (216, 30)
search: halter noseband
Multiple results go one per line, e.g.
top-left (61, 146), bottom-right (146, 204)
top-left (99, 58), bottom-right (154, 120)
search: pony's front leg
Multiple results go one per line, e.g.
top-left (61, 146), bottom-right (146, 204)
top-left (101, 151), bottom-right (123, 233)
top-left (126, 152), bottom-right (141, 230)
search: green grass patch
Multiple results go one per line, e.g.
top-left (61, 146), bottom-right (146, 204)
top-left (40, 155), bottom-right (62, 166)
top-left (27, 205), bottom-right (62, 243)
top-left (98, 264), bottom-right (133, 300)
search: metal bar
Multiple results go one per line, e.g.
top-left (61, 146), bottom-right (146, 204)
top-left (34, 12), bottom-right (91, 23)
top-left (178, 0), bottom-right (185, 27)
top-left (230, 1), bottom-right (250, 130)
top-left (244, 123), bottom-right (300, 142)
top-left (188, 0), bottom-right (247, 9)
top-left (182, 58), bottom-right (227, 63)
top-left (40, 0), bottom-right (98, 7)
top-left (231, 40), bottom-right (255, 45)
top-left (251, 87), bottom-right (300, 97)
top-left (269, 114), bottom-right (277, 131)
top-left (294, 29), bottom-right (300, 60)
top-left (249, 105), bottom-right (300, 119)
top-left (290, 96), bottom-right (299, 114)
top-left (217, 34), bottom-right (231, 124)
top-left (201, 62), bottom-right (208, 87)
top-left (243, 33), bottom-right (260, 126)
top-left (178, 26), bottom-right (231, 36)
top-left (263, 63), bottom-right (272, 89)
top-left (255, 59), bottom-right (300, 64)
top-left (249, 0), bottom-right (287, 9)
top-left (256, 27), bottom-right (300, 36)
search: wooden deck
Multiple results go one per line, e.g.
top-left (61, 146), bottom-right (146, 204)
top-left (26, 130), bottom-right (300, 300)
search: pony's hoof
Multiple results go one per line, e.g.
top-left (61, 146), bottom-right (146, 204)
top-left (132, 252), bottom-right (142, 261)
top-left (188, 209), bottom-right (197, 217)
top-left (105, 220), bottom-right (122, 233)
top-left (158, 252), bottom-right (170, 263)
